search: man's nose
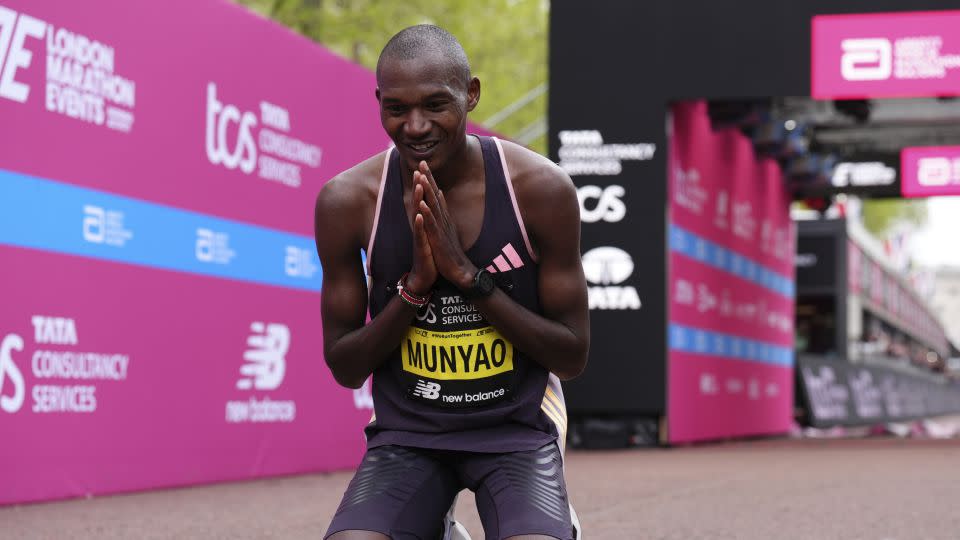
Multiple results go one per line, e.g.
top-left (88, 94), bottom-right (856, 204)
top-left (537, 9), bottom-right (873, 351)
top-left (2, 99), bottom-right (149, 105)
top-left (404, 108), bottom-right (430, 138)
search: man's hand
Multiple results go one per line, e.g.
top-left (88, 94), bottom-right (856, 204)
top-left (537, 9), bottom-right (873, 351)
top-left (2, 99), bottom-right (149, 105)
top-left (407, 180), bottom-right (437, 295)
top-left (415, 161), bottom-right (477, 290)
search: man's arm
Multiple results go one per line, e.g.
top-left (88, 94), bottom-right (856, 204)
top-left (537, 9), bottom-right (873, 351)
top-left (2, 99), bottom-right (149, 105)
top-left (415, 154), bottom-right (590, 380)
top-left (314, 168), bottom-right (436, 389)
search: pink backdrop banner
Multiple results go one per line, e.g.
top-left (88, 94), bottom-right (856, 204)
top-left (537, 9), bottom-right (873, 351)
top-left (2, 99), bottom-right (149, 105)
top-left (0, 0), bottom-right (494, 504)
top-left (0, 0), bottom-right (492, 235)
top-left (812, 11), bottom-right (960, 100)
top-left (667, 101), bottom-right (795, 444)
top-left (901, 145), bottom-right (960, 197)
top-left (0, 0), bottom-right (389, 235)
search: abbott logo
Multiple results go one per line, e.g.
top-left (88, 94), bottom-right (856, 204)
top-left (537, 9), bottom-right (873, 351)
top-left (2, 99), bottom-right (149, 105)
top-left (0, 334), bottom-right (25, 413)
top-left (581, 246), bottom-right (641, 310)
top-left (237, 322), bottom-right (289, 391)
top-left (841, 38), bottom-right (892, 81)
top-left (577, 185), bottom-right (626, 223)
top-left (206, 82), bottom-right (257, 174)
top-left (196, 228), bottom-right (235, 265)
top-left (917, 157), bottom-right (959, 186)
top-left (284, 246), bottom-right (318, 278)
top-left (83, 205), bottom-right (132, 247)
top-left (412, 380), bottom-right (441, 400)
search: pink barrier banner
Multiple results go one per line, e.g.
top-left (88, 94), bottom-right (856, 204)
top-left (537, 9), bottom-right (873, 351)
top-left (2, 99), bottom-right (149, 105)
top-left (670, 255), bottom-right (793, 348)
top-left (667, 101), bottom-right (795, 444)
top-left (0, 244), bottom-right (371, 505)
top-left (668, 352), bottom-right (794, 443)
top-left (0, 0), bottom-right (493, 505)
top-left (848, 241), bottom-right (948, 354)
top-left (812, 11), bottom-right (960, 100)
top-left (901, 145), bottom-right (960, 197)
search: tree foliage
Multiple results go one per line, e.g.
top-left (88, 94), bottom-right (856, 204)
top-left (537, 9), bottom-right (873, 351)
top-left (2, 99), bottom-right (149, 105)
top-left (233, 0), bottom-right (549, 154)
top-left (861, 198), bottom-right (928, 237)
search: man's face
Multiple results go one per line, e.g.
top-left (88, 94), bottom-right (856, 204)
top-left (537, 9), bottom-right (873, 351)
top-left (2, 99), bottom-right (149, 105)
top-left (377, 55), bottom-right (478, 174)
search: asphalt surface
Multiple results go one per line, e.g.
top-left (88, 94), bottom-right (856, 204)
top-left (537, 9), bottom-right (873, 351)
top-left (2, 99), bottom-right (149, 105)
top-left (3, 437), bottom-right (960, 540)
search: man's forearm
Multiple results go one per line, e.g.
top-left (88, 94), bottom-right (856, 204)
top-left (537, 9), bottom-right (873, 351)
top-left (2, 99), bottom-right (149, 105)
top-left (325, 296), bottom-right (420, 388)
top-left (471, 289), bottom-right (588, 380)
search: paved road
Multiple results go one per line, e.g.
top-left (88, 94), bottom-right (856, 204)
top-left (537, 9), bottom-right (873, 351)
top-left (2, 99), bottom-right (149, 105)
top-left (3, 437), bottom-right (960, 539)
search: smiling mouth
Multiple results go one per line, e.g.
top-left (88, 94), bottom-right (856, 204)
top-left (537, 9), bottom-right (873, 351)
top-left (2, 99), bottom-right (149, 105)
top-left (407, 141), bottom-right (439, 153)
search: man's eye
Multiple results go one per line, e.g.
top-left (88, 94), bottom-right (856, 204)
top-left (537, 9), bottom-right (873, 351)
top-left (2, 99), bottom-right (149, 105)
top-left (426, 101), bottom-right (446, 110)
top-left (386, 105), bottom-right (406, 114)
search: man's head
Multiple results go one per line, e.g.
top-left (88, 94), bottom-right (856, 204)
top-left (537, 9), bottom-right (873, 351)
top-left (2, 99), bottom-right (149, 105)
top-left (376, 25), bottom-right (480, 174)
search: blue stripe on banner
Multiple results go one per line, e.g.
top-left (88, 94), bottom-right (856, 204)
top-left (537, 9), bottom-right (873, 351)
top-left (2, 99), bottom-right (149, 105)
top-left (0, 169), bottom-right (322, 292)
top-left (669, 323), bottom-right (794, 366)
top-left (668, 224), bottom-right (794, 298)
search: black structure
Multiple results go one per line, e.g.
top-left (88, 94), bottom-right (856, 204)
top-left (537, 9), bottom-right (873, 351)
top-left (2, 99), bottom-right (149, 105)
top-left (795, 219), bottom-right (849, 359)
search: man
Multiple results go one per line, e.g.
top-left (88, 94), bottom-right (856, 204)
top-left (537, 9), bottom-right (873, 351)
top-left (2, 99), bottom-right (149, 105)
top-left (315, 24), bottom-right (589, 540)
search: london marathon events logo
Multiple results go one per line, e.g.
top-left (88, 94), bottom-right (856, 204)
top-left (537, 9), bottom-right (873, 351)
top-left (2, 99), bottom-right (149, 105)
top-left (0, 316), bottom-right (131, 415)
top-left (0, 6), bottom-right (137, 131)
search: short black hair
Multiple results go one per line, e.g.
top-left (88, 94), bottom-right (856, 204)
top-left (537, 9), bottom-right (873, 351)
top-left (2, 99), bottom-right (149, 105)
top-left (376, 25), bottom-right (471, 86)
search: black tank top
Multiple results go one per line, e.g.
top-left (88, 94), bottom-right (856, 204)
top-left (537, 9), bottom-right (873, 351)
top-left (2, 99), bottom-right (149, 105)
top-left (364, 136), bottom-right (567, 453)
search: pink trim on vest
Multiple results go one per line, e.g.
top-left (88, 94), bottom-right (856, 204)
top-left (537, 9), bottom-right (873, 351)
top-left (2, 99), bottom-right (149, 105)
top-left (492, 137), bottom-right (538, 262)
top-left (366, 150), bottom-right (392, 276)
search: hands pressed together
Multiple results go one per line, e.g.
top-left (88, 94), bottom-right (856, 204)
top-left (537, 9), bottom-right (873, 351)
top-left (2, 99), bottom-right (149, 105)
top-left (406, 161), bottom-right (478, 297)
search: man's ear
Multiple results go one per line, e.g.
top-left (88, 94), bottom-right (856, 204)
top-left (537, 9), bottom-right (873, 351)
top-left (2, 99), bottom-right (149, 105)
top-left (375, 87), bottom-right (381, 103)
top-left (466, 77), bottom-right (480, 112)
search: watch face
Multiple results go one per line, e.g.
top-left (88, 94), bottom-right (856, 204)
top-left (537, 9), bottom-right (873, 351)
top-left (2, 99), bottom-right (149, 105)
top-left (478, 271), bottom-right (495, 293)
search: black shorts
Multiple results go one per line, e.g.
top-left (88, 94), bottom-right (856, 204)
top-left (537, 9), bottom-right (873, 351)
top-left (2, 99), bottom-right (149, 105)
top-left (325, 443), bottom-right (574, 540)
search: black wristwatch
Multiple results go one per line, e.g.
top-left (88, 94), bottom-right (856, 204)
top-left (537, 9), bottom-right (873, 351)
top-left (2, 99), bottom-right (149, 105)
top-left (464, 268), bottom-right (496, 299)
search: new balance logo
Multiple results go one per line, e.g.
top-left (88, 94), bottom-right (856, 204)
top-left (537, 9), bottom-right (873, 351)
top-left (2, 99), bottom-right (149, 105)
top-left (412, 380), bottom-right (441, 400)
top-left (485, 243), bottom-right (525, 274)
top-left (237, 322), bottom-right (290, 391)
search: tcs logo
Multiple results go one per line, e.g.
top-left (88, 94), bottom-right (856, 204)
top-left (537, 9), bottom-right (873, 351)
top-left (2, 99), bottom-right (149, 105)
top-left (577, 185), bottom-right (625, 223)
top-left (205, 82), bottom-right (257, 174)
top-left (841, 38), bottom-right (892, 81)
top-left (0, 7), bottom-right (44, 104)
top-left (0, 334), bottom-right (25, 414)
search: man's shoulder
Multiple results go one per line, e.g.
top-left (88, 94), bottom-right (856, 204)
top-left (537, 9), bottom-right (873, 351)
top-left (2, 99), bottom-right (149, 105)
top-left (315, 150), bottom-right (390, 215)
top-left (495, 138), bottom-right (575, 208)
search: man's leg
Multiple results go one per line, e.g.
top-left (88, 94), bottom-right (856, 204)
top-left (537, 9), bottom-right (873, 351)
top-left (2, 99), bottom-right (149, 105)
top-left (326, 445), bottom-right (461, 540)
top-left (461, 444), bottom-right (574, 540)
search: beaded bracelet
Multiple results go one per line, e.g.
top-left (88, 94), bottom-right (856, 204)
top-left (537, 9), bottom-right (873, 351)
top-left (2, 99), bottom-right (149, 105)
top-left (397, 273), bottom-right (431, 308)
